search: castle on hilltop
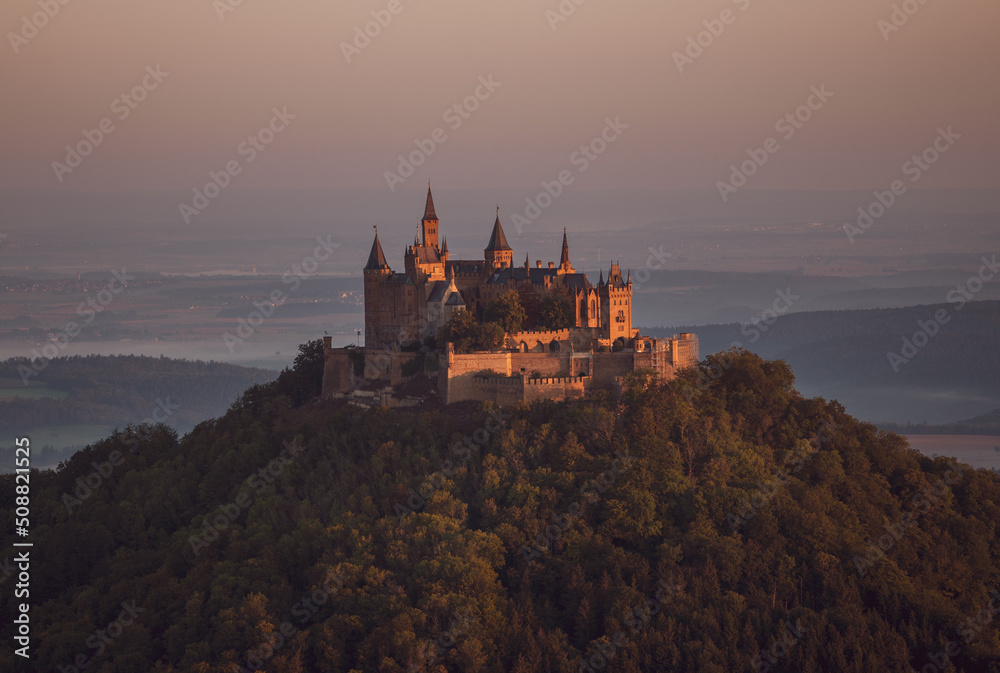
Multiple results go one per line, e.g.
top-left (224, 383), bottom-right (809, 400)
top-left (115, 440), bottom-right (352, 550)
top-left (322, 186), bottom-right (698, 405)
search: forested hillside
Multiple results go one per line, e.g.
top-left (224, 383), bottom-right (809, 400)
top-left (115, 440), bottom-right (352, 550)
top-left (1, 347), bottom-right (998, 672)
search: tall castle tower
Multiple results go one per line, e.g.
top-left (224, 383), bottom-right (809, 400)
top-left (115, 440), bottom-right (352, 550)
top-left (421, 184), bottom-right (439, 249)
top-left (484, 208), bottom-right (513, 271)
top-left (600, 262), bottom-right (633, 342)
top-left (363, 228), bottom-right (393, 350)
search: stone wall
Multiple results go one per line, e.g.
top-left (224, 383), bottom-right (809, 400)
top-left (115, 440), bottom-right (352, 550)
top-left (591, 351), bottom-right (635, 388)
top-left (523, 376), bottom-right (588, 403)
top-left (321, 338), bottom-right (355, 397)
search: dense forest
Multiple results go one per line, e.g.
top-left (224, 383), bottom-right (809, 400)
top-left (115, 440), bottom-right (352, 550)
top-left (1, 345), bottom-right (998, 672)
top-left (0, 354), bottom-right (278, 436)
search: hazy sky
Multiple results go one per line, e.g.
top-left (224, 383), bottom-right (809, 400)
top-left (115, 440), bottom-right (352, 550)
top-left (2, 0), bottom-right (998, 194)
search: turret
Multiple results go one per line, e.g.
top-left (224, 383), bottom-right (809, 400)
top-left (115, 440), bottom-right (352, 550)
top-left (364, 228), bottom-right (391, 275)
top-left (421, 183), bottom-right (439, 249)
top-left (559, 227), bottom-right (573, 273)
top-left (484, 207), bottom-right (513, 271)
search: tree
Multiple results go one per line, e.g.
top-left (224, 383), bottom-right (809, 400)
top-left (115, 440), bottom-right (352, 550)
top-left (484, 290), bottom-right (526, 335)
top-left (275, 339), bottom-right (324, 406)
top-left (444, 309), bottom-right (479, 353)
top-left (477, 322), bottom-right (506, 351)
top-left (538, 295), bottom-right (574, 330)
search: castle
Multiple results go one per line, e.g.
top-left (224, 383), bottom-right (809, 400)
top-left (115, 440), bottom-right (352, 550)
top-left (322, 186), bottom-right (698, 405)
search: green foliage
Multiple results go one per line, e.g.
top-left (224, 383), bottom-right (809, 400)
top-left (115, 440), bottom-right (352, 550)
top-left (273, 339), bottom-right (325, 406)
top-left (444, 312), bottom-right (505, 352)
top-left (484, 290), bottom-right (526, 335)
top-left (477, 322), bottom-right (506, 351)
top-left (3, 348), bottom-right (999, 673)
top-left (538, 295), bottom-right (574, 330)
top-left (444, 309), bottom-right (480, 353)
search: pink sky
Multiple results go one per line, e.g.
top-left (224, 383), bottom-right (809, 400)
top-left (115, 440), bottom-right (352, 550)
top-left (1, 0), bottom-right (998, 193)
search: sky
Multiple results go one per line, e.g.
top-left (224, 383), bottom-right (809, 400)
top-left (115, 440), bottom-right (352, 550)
top-left (1, 0), bottom-right (999, 195)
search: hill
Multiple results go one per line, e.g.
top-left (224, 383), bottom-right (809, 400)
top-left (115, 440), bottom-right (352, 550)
top-left (0, 354), bottom-right (279, 467)
top-left (647, 300), bottom-right (1000, 425)
top-left (0, 347), bottom-right (998, 672)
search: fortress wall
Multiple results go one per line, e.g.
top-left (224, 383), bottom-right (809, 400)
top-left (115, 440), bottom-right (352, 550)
top-left (321, 342), bottom-right (355, 397)
top-left (389, 352), bottom-right (421, 386)
top-left (472, 376), bottom-right (526, 406)
top-left (591, 352), bottom-right (635, 387)
top-left (523, 377), bottom-right (588, 404)
top-left (509, 327), bottom-right (600, 352)
top-left (507, 352), bottom-right (570, 377)
top-left (441, 352), bottom-right (512, 404)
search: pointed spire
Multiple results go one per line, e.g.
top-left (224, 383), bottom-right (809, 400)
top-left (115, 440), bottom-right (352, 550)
top-left (364, 226), bottom-right (390, 271)
top-left (626, 269), bottom-right (631, 284)
top-left (485, 207), bottom-right (512, 252)
top-left (598, 269), bottom-right (605, 286)
top-left (423, 182), bottom-right (438, 221)
top-left (525, 253), bottom-right (530, 268)
top-left (442, 237), bottom-right (448, 253)
top-left (560, 227), bottom-right (570, 268)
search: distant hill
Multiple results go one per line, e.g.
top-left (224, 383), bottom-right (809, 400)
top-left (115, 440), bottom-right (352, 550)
top-left (881, 409), bottom-right (1000, 436)
top-left (646, 300), bottom-right (1000, 425)
top-left (0, 354), bottom-right (278, 465)
top-left (0, 347), bottom-right (997, 671)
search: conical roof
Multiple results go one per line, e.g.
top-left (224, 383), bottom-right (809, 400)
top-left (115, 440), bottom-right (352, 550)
top-left (423, 184), bottom-right (438, 221)
top-left (364, 229), bottom-right (390, 271)
top-left (485, 208), bottom-right (512, 252)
